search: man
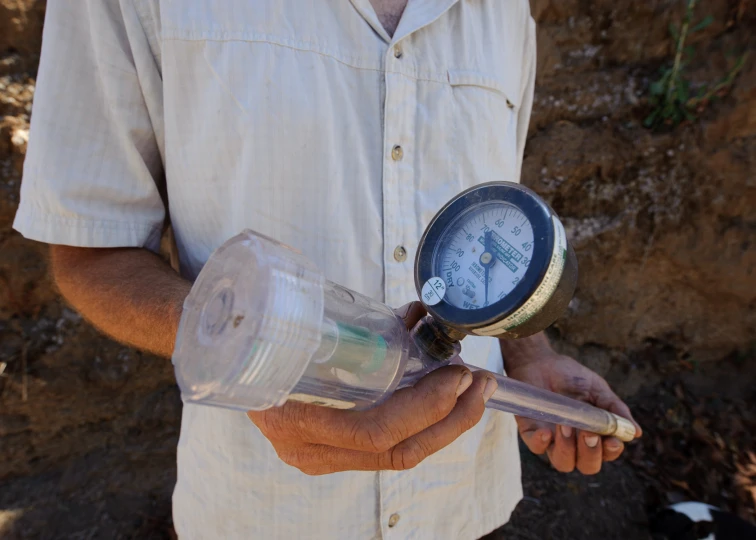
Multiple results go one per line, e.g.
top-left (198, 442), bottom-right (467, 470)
top-left (14, 1), bottom-right (641, 538)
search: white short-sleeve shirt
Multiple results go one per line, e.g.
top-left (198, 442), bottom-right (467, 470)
top-left (14, 1), bottom-right (537, 538)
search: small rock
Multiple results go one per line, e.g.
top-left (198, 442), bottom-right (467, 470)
top-left (62, 308), bottom-right (82, 324)
top-left (88, 350), bottom-right (140, 387)
top-left (10, 128), bottom-right (29, 152)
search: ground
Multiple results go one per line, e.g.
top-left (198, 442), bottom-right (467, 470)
top-left (1, 1), bottom-right (755, 539)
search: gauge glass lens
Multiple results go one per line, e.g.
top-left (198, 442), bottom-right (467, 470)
top-left (433, 202), bottom-right (535, 310)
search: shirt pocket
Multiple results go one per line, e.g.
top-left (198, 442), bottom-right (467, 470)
top-left (445, 68), bottom-right (521, 185)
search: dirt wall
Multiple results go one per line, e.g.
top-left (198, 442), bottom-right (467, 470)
top-left (526, 0), bottom-right (756, 361)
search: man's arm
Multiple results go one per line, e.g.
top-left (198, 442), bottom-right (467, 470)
top-left (50, 245), bottom-right (191, 359)
top-left (499, 330), bottom-right (553, 364)
top-left (50, 245), bottom-right (497, 474)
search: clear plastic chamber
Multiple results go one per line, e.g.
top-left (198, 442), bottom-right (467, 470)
top-left (173, 231), bottom-right (411, 411)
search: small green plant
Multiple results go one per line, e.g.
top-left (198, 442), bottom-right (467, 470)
top-left (644, 0), bottom-right (748, 130)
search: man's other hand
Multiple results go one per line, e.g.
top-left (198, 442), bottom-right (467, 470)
top-left (246, 302), bottom-right (498, 475)
top-left (507, 352), bottom-right (642, 476)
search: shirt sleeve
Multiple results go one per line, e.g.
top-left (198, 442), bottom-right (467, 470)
top-left (12, 0), bottom-right (166, 252)
top-left (514, 15), bottom-right (537, 179)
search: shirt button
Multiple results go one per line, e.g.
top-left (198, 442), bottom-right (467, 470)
top-left (393, 45), bottom-right (403, 58)
top-left (391, 145), bottom-right (403, 161)
top-left (393, 246), bottom-right (407, 262)
top-left (388, 513), bottom-right (401, 527)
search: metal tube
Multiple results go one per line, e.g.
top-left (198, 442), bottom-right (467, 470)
top-left (463, 363), bottom-right (637, 442)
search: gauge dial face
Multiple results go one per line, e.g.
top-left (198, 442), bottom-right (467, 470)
top-left (433, 202), bottom-right (534, 310)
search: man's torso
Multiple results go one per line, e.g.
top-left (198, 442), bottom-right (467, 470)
top-left (21, 1), bottom-right (536, 538)
top-left (152, 1), bottom-right (535, 537)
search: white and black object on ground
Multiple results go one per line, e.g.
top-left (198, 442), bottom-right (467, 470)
top-left (649, 502), bottom-right (756, 540)
top-left (415, 181), bottom-right (577, 340)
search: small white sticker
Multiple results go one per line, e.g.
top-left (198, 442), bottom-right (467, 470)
top-left (288, 393), bottom-right (356, 410)
top-left (421, 277), bottom-right (447, 306)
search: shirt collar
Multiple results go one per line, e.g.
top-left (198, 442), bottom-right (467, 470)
top-left (349, 0), bottom-right (460, 44)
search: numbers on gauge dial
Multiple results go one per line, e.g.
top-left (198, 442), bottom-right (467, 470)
top-left (437, 204), bottom-right (534, 310)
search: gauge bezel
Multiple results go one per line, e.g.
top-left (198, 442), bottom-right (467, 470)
top-left (415, 182), bottom-right (555, 332)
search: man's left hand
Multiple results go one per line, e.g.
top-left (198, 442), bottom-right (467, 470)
top-left (505, 348), bottom-right (642, 475)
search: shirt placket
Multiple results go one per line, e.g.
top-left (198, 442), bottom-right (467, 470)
top-left (379, 37), bottom-right (418, 538)
top-left (382, 41), bottom-right (417, 308)
top-left (372, 1), bottom-right (461, 535)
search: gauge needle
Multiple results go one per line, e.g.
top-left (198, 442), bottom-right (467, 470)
top-left (482, 231), bottom-right (493, 306)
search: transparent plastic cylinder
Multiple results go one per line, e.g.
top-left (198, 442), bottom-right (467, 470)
top-left (173, 231), bottom-right (636, 441)
top-left (173, 231), bottom-right (410, 412)
top-left (285, 282), bottom-right (411, 410)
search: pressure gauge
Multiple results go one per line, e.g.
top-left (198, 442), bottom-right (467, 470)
top-left (415, 182), bottom-right (577, 339)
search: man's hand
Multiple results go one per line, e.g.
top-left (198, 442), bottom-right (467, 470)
top-left (501, 335), bottom-right (642, 476)
top-left (247, 302), bottom-right (498, 475)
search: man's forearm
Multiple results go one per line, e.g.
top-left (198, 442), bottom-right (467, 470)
top-left (50, 246), bottom-right (192, 358)
top-left (499, 331), bottom-right (554, 371)
top-left (50, 244), bottom-right (556, 366)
